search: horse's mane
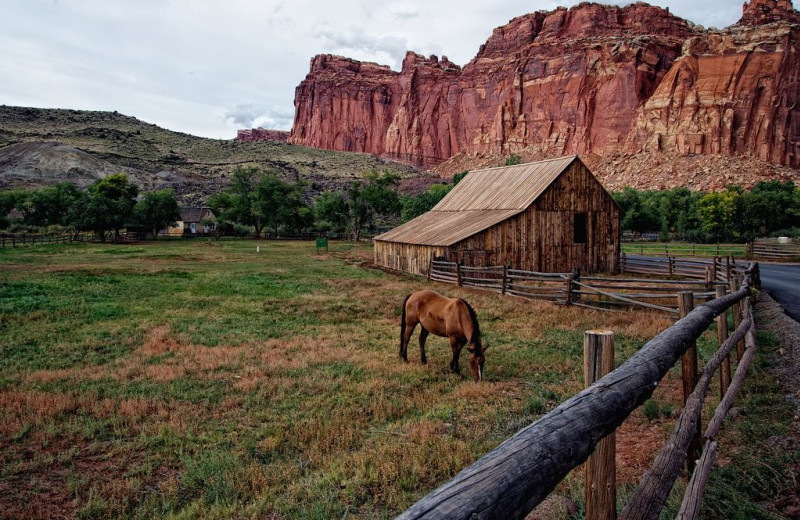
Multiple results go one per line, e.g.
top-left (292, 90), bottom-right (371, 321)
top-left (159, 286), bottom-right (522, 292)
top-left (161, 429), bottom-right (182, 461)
top-left (459, 299), bottom-right (481, 349)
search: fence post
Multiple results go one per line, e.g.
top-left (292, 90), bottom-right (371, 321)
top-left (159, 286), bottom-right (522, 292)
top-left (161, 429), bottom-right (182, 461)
top-left (668, 256), bottom-right (674, 277)
top-left (584, 330), bottom-right (616, 520)
top-left (679, 291), bottom-right (700, 473)
top-left (427, 257), bottom-right (433, 282)
top-left (565, 273), bottom-right (574, 306)
top-left (716, 285), bottom-right (731, 399)
top-left (501, 264), bottom-right (508, 295)
top-left (729, 277), bottom-right (745, 361)
top-left (456, 261), bottom-right (463, 287)
top-left (620, 253), bottom-right (626, 274)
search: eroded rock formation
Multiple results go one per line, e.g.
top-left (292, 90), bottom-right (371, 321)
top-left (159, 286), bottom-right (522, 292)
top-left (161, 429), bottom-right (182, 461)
top-left (290, 0), bottom-right (800, 171)
top-left (236, 128), bottom-right (290, 142)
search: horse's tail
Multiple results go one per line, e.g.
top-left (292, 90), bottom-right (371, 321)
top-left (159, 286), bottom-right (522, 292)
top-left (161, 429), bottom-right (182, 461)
top-left (461, 299), bottom-right (482, 351)
top-left (400, 293), bottom-right (412, 353)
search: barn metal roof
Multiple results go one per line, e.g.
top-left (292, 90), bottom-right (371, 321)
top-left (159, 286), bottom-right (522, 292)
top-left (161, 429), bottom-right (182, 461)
top-left (374, 155), bottom-right (580, 246)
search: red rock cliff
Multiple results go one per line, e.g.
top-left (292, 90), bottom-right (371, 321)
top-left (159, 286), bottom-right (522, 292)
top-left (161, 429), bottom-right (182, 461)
top-left (289, 1), bottom-right (800, 169)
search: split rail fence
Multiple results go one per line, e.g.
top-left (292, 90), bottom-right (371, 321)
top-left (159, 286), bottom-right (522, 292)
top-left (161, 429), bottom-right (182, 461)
top-left (750, 238), bottom-right (800, 261)
top-left (400, 263), bottom-right (760, 520)
top-left (428, 256), bottom-right (747, 316)
top-left (0, 232), bottom-right (93, 248)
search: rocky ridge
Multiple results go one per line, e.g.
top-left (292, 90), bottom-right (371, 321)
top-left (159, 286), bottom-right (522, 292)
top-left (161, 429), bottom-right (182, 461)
top-left (290, 0), bottom-right (800, 189)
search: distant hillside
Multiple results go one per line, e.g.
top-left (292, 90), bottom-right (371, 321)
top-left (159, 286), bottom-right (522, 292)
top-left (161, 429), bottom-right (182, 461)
top-left (0, 106), bottom-right (432, 204)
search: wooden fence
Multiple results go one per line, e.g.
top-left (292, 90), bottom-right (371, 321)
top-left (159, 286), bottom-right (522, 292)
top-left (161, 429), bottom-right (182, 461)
top-left (427, 259), bottom-right (741, 316)
top-left (399, 264), bottom-right (759, 520)
top-left (0, 232), bottom-right (93, 248)
top-left (750, 238), bottom-right (800, 261)
top-left (619, 254), bottom-right (747, 282)
top-left (621, 242), bottom-right (745, 258)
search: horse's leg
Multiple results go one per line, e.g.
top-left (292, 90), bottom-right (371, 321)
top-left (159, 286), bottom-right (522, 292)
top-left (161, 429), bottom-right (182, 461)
top-left (400, 321), bottom-right (417, 362)
top-left (418, 327), bottom-right (429, 364)
top-left (449, 336), bottom-right (466, 374)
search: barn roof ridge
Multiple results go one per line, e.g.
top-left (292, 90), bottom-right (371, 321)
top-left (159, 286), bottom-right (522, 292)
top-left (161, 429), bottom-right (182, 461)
top-left (468, 154), bottom-right (579, 174)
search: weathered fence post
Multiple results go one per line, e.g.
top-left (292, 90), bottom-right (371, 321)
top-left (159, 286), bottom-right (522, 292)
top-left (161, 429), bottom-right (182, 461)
top-left (456, 261), bottom-right (463, 287)
top-left (620, 253), bottom-right (626, 274)
top-left (501, 264), bottom-right (508, 295)
top-left (729, 276), bottom-right (745, 361)
top-left (716, 285), bottom-right (731, 399)
top-left (668, 256), bottom-right (674, 277)
top-left (678, 291), bottom-right (700, 473)
top-left (584, 330), bottom-right (616, 520)
top-left (565, 272), bottom-right (574, 306)
top-left (427, 257), bottom-right (433, 282)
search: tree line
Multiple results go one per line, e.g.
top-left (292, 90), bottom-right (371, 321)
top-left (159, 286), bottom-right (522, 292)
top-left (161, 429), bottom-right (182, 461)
top-left (0, 167), bottom-right (466, 240)
top-left (3, 166), bottom-right (797, 243)
top-left (613, 181), bottom-right (800, 242)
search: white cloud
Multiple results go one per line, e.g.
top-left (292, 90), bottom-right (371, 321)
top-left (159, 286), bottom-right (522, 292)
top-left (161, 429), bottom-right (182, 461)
top-left (1, 0), bottom-right (747, 139)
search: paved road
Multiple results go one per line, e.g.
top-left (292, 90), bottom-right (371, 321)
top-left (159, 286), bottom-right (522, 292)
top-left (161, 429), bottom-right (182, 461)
top-left (759, 263), bottom-right (800, 322)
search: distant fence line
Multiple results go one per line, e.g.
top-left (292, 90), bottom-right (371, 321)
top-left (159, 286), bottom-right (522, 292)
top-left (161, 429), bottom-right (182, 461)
top-left (750, 237), bottom-right (800, 261)
top-left (621, 242), bottom-right (746, 258)
top-left (0, 232), bottom-right (95, 248)
top-left (427, 256), bottom-right (748, 316)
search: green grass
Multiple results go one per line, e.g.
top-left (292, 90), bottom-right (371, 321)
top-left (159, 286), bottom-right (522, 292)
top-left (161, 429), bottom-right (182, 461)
top-left (0, 239), bottom-right (789, 518)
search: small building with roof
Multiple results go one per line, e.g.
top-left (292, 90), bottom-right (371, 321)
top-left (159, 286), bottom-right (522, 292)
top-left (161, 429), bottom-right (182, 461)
top-left (166, 207), bottom-right (217, 237)
top-left (373, 155), bottom-right (620, 275)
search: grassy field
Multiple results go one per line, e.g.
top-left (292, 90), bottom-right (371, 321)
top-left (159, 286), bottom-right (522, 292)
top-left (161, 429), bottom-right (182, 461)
top-left (0, 240), bottom-right (792, 518)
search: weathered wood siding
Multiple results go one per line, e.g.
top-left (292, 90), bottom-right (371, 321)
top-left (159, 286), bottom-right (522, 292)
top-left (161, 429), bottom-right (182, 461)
top-left (374, 241), bottom-right (449, 276)
top-left (442, 162), bottom-right (619, 273)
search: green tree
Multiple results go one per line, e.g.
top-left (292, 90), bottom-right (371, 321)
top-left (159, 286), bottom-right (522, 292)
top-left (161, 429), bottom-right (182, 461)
top-left (399, 171), bottom-right (469, 223)
top-left (655, 187), bottom-right (703, 241)
top-left (613, 187), bottom-right (660, 235)
top-left (696, 188), bottom-right (741, 242)
top-left (740, 180), bottom-right (800, 240)
top-left (505, 154), bottom-right (522, 166)
top-left (209, 166), bottom-right (310, 238)
top-left (312, 171), bottom-right (401, 240)
top-left (132, 189), bottom-right (181, 239)
top-left (314, 191), bottom-right (348, 235)
top-left (0, 189), bottom-right (25, 229)
top-left (17, 183), bottom-right (86, 229)
top-left (74, 174), bottom-right (139, 242)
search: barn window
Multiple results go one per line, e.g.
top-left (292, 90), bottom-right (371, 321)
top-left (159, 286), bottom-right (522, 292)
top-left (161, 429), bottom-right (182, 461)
top-left (574, 213), bottom-right (587, 244)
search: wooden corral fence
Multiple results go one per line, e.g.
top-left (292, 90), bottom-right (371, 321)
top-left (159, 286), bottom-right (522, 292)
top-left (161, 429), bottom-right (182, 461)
top-left (749, 238), bottom-right (800, 261)
top-left (398, 264), bottom-right (760, 520)
top-left (427, 258), bottom-right (745, 316)
top-left (621, 242), bottom-right (745, 258)
top-left (0, 232), bottom-right (93, 248)
top-left (619, 254), bottom-right (747, 282)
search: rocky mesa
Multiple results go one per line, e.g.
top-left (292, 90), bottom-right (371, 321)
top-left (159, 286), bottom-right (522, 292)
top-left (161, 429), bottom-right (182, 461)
top-left (289, 0), bottom-right (800, 180)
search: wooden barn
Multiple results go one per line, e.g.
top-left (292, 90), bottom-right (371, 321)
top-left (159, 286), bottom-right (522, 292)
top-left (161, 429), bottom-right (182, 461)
top-left (373, 155), bottom-right (620, 275)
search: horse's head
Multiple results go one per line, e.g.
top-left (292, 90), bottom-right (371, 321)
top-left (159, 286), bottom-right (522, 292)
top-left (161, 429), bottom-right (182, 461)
top-left (466, 344), bottom-right (487, 382)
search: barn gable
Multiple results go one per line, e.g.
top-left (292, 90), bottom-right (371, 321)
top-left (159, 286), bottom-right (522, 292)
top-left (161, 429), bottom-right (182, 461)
top-left (374, 155), bottom-right (619, 275)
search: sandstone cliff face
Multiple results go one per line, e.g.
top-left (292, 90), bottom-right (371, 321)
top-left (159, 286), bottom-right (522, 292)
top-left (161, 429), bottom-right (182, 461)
top-left (289, 0), bottom-right (800, 172)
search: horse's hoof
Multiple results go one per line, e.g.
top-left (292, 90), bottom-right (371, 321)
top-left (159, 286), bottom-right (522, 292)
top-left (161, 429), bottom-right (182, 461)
top-left (421, 358), bottom-right (427, 364)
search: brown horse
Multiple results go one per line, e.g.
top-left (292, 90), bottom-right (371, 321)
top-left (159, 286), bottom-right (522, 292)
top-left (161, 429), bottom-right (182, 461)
top-left (400, 290), bottom-right (486, 382)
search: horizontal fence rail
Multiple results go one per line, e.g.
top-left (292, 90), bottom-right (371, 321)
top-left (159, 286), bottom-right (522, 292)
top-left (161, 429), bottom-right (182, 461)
top-left (750, 240), bottom-right (800, 261)
top-left (399, 265), bottom-right (758, 520)
top-left (426, 258), bottom-right (745, 315)
top-left (621, 242), bottom-right (745, 258)
top-left (0, 232), bottom-right (94, 248)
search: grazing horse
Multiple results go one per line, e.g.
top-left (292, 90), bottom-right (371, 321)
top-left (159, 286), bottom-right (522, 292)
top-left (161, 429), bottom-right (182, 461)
top-left (400, 290), bottom-right (486, 382)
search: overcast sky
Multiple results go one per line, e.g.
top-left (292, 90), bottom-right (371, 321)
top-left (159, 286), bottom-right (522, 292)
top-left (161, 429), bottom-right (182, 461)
top-left (2, 0), bottom-right (745, 140)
